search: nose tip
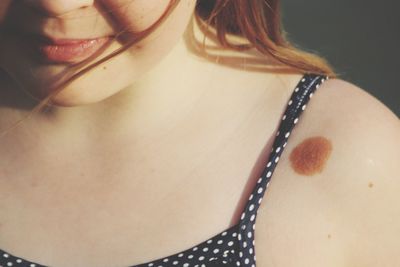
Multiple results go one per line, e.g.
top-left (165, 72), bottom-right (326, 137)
top-left (26, 0), bottom-right (94, 16)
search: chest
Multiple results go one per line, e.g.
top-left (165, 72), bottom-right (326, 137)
top-left (0, 149), bottom-right (347, 267)
top-left (0, 125), bottom-right (259, 266)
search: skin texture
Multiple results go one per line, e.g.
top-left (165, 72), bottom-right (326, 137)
top-left (289, 136), bottom-right (333, 176)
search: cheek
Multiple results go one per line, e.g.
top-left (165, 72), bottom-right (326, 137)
top-left (100, 0), bottom-right (171, 32)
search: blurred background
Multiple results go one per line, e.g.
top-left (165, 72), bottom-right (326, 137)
top-left (281, 0), bottom-right (399, 117)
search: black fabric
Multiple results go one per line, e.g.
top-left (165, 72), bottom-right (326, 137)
top-left (0, 73), bottom-right (329, 267)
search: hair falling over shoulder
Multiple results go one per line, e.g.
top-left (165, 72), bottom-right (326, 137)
top-left (195, 0), bottom-right (335, 76)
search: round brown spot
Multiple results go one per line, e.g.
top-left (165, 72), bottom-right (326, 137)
top-left (368, 182), bottom-right (374, 188)
top-left (328, 234), bottom-right (331, 239)
top-left (289, 136), bottom-right (333, 176)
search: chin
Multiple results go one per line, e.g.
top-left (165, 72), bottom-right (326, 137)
top-left (46, 87), bottom-right (117, 107)
top-left (47, 94), bottom-right (95, 107)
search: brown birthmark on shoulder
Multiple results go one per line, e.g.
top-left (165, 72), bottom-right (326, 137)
top-left (289, 136), bottom-right (333, 176)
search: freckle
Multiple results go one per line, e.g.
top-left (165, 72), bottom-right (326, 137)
top-left (30, 180), bottom-right (39, 188)
top-left (328, 234), bottom-right (331, 239)
top-left (103, 66), bottom-right (107, 70)
top-left (368, 182), bottom-right (374, 188)
top-left (289, 136), bottom-right (333, 176)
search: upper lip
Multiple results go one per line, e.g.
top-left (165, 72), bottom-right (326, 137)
top-left (31, 34), bottom-right (112, 45)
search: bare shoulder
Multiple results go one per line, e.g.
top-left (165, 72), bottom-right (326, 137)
top-left (308, 78), bottom-right (400, 265)
top-left (254, 77), bottom-right (400, 266)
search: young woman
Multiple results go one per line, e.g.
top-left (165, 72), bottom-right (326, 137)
top-left (0, 1), bottom-right (399, 267)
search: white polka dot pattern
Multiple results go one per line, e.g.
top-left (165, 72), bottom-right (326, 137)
top-left (0, 74), bottom-right (328, 267)
top-left (233, 73), bottom-right (329, 267)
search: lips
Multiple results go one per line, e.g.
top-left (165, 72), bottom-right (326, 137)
top-left (30, 36), bottom-right (111, 64)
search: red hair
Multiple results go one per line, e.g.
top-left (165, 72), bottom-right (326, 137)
top-left (195, 0), bottom-right (335, 76)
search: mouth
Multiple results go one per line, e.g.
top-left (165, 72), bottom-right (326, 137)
top-left (29, 35), bottom-right (112, 64)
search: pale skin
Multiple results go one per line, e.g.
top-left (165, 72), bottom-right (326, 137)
top-left (0, 1), bottom-right (399, 267)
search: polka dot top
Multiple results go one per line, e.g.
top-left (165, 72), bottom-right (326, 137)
top-left (0, 73), bottom-right (329, 267)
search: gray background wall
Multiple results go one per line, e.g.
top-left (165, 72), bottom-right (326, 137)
top-left (281, 0), bottom-right (399, 117)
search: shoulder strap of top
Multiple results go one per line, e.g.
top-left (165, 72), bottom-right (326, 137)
top-left (234, 73), bottom-right (330, 265)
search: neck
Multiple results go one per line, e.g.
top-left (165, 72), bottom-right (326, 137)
top-left (0, 34), bottom-right (225, 144)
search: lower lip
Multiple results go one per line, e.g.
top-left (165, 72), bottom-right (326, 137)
top-left (32, 37), bottom-right (111, 64)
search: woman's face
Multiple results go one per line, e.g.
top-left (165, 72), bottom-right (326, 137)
top-left (0, 0), bottom-right (196, 106)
